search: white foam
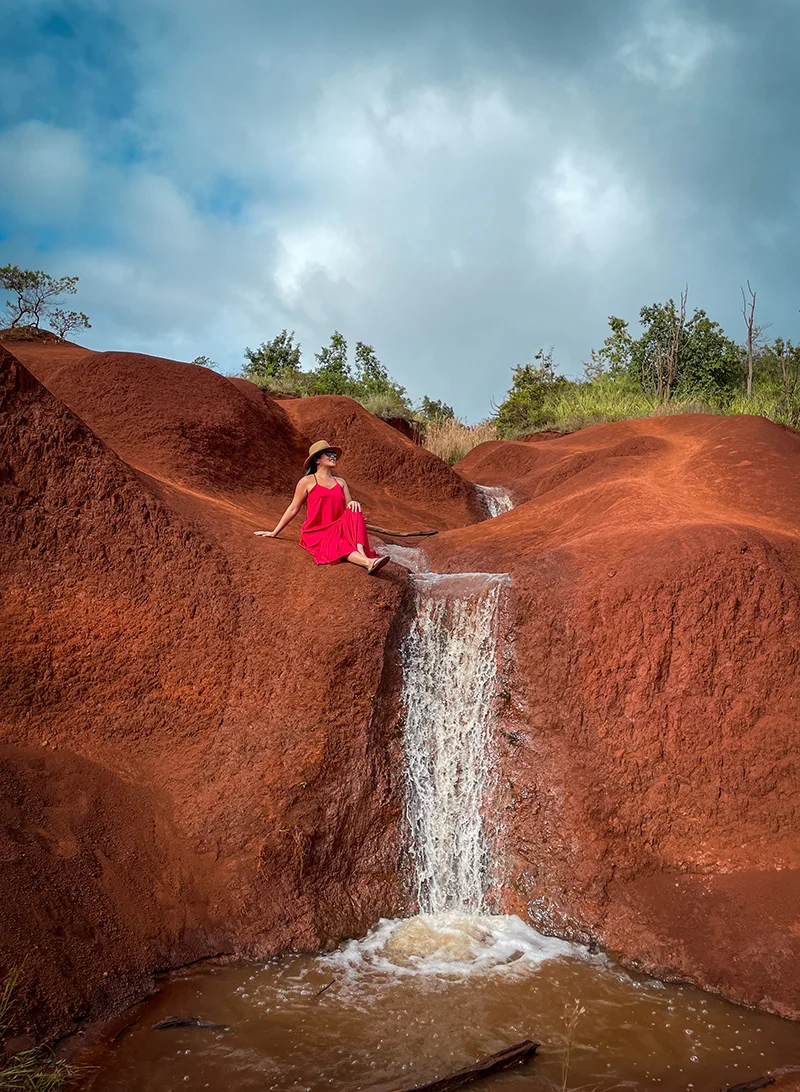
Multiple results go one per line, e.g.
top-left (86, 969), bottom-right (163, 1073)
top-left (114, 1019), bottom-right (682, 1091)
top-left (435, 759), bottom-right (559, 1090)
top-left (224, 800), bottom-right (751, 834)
top-left (324, 913), bottom-right (587, 980)
top-left (476, 484), bottom-right (514, 518)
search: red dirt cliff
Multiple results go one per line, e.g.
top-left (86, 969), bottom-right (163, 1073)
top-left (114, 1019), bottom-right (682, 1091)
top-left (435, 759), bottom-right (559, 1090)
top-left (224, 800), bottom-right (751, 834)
top-left (1, 341), bottom-right (479, 1038)
top-left (2, 338), bottom-right (799, 1038)
top-left (447, 416), bottom-right (800, 1016)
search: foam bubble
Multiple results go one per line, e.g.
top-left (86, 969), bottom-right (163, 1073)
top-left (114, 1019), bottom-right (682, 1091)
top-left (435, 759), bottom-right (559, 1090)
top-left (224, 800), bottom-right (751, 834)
top-left (324, 913), bottom-right (590, 980)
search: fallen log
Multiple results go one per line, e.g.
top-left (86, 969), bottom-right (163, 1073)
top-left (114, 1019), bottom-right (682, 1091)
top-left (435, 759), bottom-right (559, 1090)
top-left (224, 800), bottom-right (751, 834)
top-left (367, 525), bottom-right (438, 537)
top-left (153, 1015), bottom-right (230, 1031)
top-left (392, 1040), bottom-right (539, 1092)
top-left (722, 1078), bottom-right (775, 1092)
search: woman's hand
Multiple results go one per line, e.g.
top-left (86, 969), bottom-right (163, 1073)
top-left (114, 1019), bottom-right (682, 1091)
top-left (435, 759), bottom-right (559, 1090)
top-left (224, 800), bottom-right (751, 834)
top-left (346, 500), bottom-right (362, 513)
top-left (254, 530), bottom-right (278, 537)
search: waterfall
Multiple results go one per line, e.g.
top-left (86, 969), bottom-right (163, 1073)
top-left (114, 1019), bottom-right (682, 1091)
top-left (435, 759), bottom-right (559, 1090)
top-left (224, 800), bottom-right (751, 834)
top-left (476, 484), bottom-right (514, 518)
top-left (400, 572), bottom-right (509, 914)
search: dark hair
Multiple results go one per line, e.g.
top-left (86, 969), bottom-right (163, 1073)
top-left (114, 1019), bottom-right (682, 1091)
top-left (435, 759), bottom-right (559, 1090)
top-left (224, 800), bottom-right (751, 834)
top-left (306, 453), bottom-right (322, 476)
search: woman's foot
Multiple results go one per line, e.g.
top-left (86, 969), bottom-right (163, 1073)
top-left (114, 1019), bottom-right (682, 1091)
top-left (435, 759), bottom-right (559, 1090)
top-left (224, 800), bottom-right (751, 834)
top-left (367, 555), bottom-right (389, 575)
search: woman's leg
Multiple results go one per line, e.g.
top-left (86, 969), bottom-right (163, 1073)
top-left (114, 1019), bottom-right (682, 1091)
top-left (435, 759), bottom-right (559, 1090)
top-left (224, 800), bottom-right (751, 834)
top-left (346, 551), bottom-right (371, 569)
top-left (346, 551), bottom-right (388, 573)
top-left (347, 510), bottom-right (376, 558)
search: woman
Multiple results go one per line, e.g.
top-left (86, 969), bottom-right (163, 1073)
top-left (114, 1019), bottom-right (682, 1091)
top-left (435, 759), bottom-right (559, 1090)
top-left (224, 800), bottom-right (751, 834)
top-left (254, 440), bottom-right (390, 574)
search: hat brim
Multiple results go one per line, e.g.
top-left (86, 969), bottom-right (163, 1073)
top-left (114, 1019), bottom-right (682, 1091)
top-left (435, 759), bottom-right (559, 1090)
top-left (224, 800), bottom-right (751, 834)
top-left (303, 445), bottom-right (342, 470)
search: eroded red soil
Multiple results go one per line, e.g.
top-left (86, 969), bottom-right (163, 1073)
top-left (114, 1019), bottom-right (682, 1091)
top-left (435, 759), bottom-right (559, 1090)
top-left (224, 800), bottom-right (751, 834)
top-left (2, 339), bottom-right (799, 1039)
top-left (451, 417), bottom-right (800, 1016)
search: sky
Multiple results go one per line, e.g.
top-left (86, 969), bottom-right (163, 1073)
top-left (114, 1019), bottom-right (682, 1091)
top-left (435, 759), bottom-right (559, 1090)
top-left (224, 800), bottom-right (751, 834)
top-left (1, 0), bottom-right (799, 420)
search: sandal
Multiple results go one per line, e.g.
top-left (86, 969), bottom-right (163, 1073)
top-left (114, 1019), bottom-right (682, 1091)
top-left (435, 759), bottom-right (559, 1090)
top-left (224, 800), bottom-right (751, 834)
top-left (367, 555), bottom-right (390, 575)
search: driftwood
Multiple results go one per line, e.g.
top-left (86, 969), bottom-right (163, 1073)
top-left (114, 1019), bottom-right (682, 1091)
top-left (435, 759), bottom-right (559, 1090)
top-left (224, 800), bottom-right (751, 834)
top-left (314, 979), bottom-right (336, 999)
top-left (366, 525), bottom-right (438, 538)
top-left (722, 1078), bottom-right (775, 1092)
top-left (153, 1015), bottom-right (230, 1031)
top-left (392, 1040), bottom-right (539, 1092)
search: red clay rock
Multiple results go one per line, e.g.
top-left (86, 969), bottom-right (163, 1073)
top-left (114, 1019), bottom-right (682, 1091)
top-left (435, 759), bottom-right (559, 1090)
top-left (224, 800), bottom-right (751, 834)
top-left (0, 344), bottom-right (413, 1037)
top-left (3, 335), bottom-right (800, 1037)
top-left (282, 393), bottom-right (484, 530)
top-left (437, 414), bottom-right (800, 1017)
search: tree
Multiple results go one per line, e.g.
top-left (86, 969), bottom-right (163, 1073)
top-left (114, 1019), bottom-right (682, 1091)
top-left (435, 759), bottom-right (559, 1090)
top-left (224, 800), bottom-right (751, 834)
top-left (740, 281), bottom-right (769, 398)
top-left (313, 330), bottom-right (352, 394)
top-left (584, 316), bottom-right (633, 380)
top-left (632, 290), bottom-right (688, 401)
top-left (243, 329), bottom-right (301, 381)
top-left (763, 337), bottom-right (800, 424)
top-left (626, 291), bottom-right (740, 400)
top-left (494, 347), bottom-right (569, 435)
top-left (419, 395), bottom-right (455, 421)
top-left (353, 340), bottom-right (409, 405)
top-left (192, 354), bottom-right (218, 369)
top-left (1, 264), bottom-right (89, 335)
top-left (354, 341), bottom-right (387, 392)
top-left (679, 310), bottom-right (741, 396)
top-left (49, 308), bottom-right (91, 339)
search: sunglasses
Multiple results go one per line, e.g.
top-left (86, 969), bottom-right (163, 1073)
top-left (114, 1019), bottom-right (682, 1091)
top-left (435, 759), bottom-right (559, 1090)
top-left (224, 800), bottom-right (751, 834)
top-left (322, 450), bottom-right (338, 459)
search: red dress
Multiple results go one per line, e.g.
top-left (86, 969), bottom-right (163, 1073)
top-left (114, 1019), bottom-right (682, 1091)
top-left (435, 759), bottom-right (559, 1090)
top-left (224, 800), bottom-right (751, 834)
top-left (300, 476), bottom-right (378, 565)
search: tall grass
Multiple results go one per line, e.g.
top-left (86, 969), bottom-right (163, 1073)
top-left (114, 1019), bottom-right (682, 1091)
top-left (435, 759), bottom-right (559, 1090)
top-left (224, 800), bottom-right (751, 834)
top-left (504, 379), bottom-right (800, 438)
top-left (1, 970), bottom-right (81, 1091)
top-left (423, 417), bottom-right (497, 465)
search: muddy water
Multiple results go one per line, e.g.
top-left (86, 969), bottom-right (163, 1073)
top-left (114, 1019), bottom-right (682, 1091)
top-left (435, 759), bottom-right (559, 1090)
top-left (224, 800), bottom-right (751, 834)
top-left (87, 914), bottom-right (800, 1092)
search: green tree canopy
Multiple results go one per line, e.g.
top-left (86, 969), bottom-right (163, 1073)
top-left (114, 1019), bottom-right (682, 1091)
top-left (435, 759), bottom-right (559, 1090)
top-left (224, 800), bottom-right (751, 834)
top-left (313, 330), bottom-right (352, 394)
top-left (419, 395), bottom-right (455, 421)
top-left (243, 329), bottom-right (302, 381)
top-left (494, 347), bottom-right (569, 435)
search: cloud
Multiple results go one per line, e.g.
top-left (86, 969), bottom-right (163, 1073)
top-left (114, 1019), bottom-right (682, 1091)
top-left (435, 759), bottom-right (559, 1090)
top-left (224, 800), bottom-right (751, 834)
top-left (617, 1), bottom-right (735, 90)
top-left (0, 121), bottom-right (88, 222)
top-left (2, 0), bottom-right (800, 417)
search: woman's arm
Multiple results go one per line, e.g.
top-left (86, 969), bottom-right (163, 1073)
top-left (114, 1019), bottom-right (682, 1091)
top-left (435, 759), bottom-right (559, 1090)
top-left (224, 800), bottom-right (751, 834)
top-left (340, 478), bottom-right (362, 512)
top-left (254, 478), bottom-right (310, 537)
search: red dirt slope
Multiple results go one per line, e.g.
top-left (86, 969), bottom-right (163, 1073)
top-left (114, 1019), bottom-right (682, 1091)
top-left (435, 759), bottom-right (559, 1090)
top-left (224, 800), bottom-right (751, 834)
top-left (281, 393), bottom-right (484, 530)
top-left (6, 343), bottom-right (306, 498)
top-left (8, 342), bottom-right (480, 532)
top-left (0, 344), bottom-right (413, 1038)
top-left (442, 414), bottom-right (800, 1016)
top-left (4, 330), bottom-right (800, 1033)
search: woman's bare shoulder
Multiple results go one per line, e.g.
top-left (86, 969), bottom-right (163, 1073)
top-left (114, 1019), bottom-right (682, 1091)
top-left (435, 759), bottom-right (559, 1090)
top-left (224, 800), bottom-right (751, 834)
top-left (296, 475), bottom-right (313, 491)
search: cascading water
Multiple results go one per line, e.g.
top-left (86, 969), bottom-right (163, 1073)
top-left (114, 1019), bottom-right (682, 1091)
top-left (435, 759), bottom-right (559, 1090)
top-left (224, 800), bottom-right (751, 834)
top-left (476, 484), bottom-right (514, 518)
top-left (400, 571), bottom-right (509, 914)
top-left (85, 547), bottom-right (800, 1092)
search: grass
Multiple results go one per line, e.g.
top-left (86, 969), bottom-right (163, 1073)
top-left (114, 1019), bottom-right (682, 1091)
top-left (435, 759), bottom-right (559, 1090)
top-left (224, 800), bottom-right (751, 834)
top-left (1, 971), bottom-right (81, 1091)
top-left (502, 380), bottom-right (800, 439)
top-left (353, 391), bottom-right (419, 423)
top-left (422, 417), bottom-right (498, 465)
top-left (0, 1047), bottom-right (80, 1091)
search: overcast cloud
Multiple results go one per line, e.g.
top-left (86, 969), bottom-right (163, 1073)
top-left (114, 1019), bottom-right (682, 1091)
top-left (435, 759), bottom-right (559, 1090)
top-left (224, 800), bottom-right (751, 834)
top-left (1, 0), bottom-right (799, 418)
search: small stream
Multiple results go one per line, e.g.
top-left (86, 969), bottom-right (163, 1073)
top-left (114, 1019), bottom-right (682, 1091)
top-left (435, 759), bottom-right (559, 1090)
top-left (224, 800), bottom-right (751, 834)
top-left (83, 509), bottom-right (800, 1091)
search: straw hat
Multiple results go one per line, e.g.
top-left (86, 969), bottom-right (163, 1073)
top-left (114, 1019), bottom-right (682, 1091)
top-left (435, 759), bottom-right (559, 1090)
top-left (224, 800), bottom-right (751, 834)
top-left (303, 439), bottom-right (343, 471)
